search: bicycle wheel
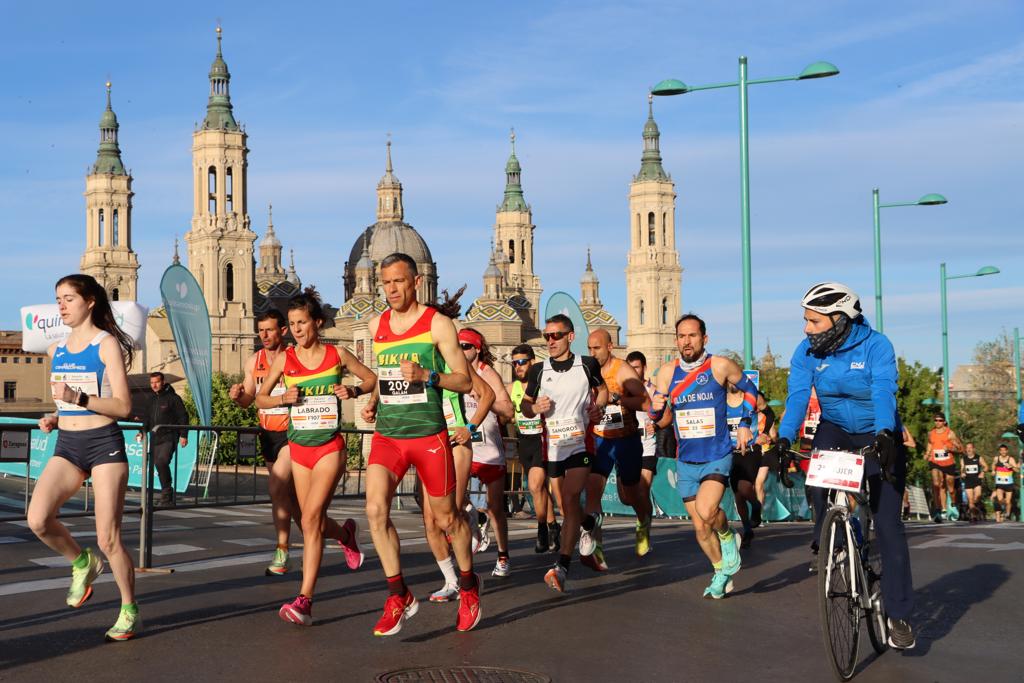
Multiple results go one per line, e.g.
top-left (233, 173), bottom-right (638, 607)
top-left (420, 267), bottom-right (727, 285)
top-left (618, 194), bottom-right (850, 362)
top-left (818, 508), bottom-right (860, 680)
top-left (861, 517), bottom-right (889, 654)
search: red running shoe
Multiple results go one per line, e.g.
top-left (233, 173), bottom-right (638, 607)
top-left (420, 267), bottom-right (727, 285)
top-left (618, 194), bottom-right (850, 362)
top-left (373, 590), bottom-right (418, 637)
top-left (339, 518), bottom-right (365, 570)
top-left (456, 574), bottom-right (483, 632)
top-left (279, 595), bottom-right (312, 626)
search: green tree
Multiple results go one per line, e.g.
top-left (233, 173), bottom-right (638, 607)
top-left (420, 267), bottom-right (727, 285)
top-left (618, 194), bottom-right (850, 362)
top-left (182, 372), bottom-right (258, 463)
top-left (895, 358), bottom-right (942, 486)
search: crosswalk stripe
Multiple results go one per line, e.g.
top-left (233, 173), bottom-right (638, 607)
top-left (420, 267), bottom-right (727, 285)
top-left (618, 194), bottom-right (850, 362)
top-left (150, 544), bottom-right (205, 556)
top-left (214, 520), bottom-right (260, 527)
top-left (225, 538), bottom-right (272, 547)
top-left (0, 536), bottom-right (27, 544)
top-left (155, 510), bottom-right (213, 519)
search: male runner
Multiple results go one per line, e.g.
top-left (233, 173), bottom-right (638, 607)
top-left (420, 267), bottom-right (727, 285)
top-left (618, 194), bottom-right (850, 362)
top-left (583, 330), bottom-right (652, 569)
top-left (520, 314), bottom-right (607, 592)
top-left (726, 383), bottom-right (761, 547)
top-left (507, 344), bottom-right (561, 553)
top-left (926, 412), bottom-right (962, 523)
top-left (650, 314), bottom-right (756, 599)
top-left (229, 310), bottom-right (359, 577)
top-left (626, 350), bottom-right (660, 553)
top-left (362, 253), bottom-right (481, 636)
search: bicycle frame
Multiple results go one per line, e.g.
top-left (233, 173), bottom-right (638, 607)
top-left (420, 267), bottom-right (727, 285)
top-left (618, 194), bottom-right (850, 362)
top-left (822, 486), bottom-right (872, 611)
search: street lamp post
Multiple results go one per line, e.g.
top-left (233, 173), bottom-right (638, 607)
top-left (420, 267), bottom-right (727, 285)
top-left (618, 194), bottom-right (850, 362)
top-left (872, 190), bottom-right (947, 333)
top-left (652, 57), bottom-right (839, 368)
top-left (939, 263), bottom-right (1000, 419)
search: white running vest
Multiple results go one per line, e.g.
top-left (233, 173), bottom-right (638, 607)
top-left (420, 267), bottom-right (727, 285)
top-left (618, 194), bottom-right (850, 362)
top-left (538, 356), bottom-right (592, 462)
top-left (468, 363), bottom-right (505, 466)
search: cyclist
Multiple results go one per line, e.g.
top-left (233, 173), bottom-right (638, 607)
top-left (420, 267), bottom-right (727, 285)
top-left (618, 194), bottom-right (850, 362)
top-left (926, 413), bottom-right (962, 523)
top-left (773, 282), bottom-right (916, 650)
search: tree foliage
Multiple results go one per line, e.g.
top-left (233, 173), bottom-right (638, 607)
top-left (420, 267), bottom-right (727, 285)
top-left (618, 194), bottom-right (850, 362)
top-left (182, 372), bottom-right (258, 463)
top-left (896, 358), bottom-right (942, 485)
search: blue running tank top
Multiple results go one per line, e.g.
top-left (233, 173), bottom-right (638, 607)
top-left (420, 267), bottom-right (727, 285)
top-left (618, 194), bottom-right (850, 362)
top-left (667, 355), bottom-right (732, 463)
top-left (726, 394), bottom-right (758, 449)
top-left (51, 332), bottom-right (112, 417)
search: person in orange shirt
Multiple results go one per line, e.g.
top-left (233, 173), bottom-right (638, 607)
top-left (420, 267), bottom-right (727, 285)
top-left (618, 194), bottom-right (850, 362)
top-left (925, 413), bottom-right (962, 523)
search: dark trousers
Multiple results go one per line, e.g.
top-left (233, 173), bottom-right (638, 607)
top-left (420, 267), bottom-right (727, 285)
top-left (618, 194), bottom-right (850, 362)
top-left (152, 440), bottom-right (177, 494)
top-left (809, 420), bottom-right (915, 621)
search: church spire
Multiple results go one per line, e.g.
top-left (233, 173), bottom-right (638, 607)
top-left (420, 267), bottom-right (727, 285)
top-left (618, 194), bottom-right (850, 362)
top-left (203, 25), bottom-right (238, 131)
top-left (580, 248), bottom-right (601, 306)
top-left (93, 81), bottom-right (126, 175)
top-left (636, 93), bottom-right (668, 182)
top-left (376, 136), bottom-right (404, 221)
top-left (499, 128), bottom-right (528, 213)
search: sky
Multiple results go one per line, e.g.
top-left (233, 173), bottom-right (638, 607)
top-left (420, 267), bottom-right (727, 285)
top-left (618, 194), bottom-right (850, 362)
top-left (1, 1), bottom-right (1021, 372)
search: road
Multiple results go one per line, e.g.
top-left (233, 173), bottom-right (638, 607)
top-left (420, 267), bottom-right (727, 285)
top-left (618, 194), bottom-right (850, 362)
top-left (2, 502), bottom-right (1022, 682)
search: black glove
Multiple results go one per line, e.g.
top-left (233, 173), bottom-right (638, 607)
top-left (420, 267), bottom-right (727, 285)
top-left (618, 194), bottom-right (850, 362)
top-left (775, 437), bottom-right (794, 488)
top-left (871, 429), bottom-right (898, 482)
top-left (1017, 423), bottom-right (1024, 441)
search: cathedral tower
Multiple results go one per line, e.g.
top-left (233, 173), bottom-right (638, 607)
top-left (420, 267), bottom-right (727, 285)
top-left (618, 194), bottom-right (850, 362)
top-left (493, 130), bottom-right (542, 328)
top-left (184, 27), bottom-right (257, 374)
top-left (255, 203), bottom-right (285, 287)
top-left (625, 95), bottom-right (681, 366)
top-left (81, 82), bottom-right (139, 301)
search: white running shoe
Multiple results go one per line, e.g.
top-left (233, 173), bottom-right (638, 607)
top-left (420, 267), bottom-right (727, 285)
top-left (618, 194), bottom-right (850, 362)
top-left (492, 557), bottom-right (510, 577)
top-left (578, 527), bottom-right (596, 557)
top-left (429, 583), bottom-right (460, 603)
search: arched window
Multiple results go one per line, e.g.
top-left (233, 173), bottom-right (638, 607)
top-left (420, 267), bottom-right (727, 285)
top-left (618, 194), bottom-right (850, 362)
top-left (635, 213), bottom-right (641, 246)
top-left (648, 212), bottom-right (656, 246)
top-left (225, 263), bottom-right (234, 301)
top-left (521, 240), bottom-right (526, 264)
top-left (225, 167), bottom-right (234, 212)
top-left (661, 298), bottom-right (668, 325)
top-left (208, 167), bottom-right (217, 215)
top-left (662, 212), bottom-right (667, 247)
top-left (199, 265), bottom-right (205, 292)
top-left (112, 209), bottom-right (119, 246)
top-left (639, 300), bottom-right (645, 326)
top-left (508, 239), bottom-right (515, 263)
top-left (98, 209), bottom-right (105, 246)
top-left (111, 288), bottom-right (120, 301)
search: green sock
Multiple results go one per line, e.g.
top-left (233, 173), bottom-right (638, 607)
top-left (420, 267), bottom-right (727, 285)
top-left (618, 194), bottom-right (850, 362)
top-left (72, 550), bottom-right (90, 569)
top-left (717, 526), bottom-right (733, 541)
top-left (122, 602), bottom-right (138, 615)
top-left (712, 560), bottom-right (723, 571)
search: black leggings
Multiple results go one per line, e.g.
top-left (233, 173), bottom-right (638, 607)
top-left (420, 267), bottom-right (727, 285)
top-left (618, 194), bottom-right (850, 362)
top-left (809, 420), bottom-right (914, 621)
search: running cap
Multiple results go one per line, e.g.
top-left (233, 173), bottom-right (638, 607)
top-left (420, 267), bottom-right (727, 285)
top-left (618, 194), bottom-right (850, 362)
top-left (458, 328), bottom-right (483, 351)
top-left (801, 282), bottom-right (861, 319)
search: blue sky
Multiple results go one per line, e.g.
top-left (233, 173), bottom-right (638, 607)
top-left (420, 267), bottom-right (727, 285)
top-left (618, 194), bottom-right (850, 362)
top-left (2, 1), bottom-right (1021, 372)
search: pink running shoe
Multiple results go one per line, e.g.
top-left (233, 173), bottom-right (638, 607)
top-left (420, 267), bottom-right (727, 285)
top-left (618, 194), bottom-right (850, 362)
top-left (279, 595), bottom-right (312, 626)
top-left (339, 518), bottom-right (365, 570)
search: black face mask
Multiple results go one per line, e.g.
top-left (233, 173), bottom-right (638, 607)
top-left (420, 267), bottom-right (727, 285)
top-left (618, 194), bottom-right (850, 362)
top-left (807, 313), bottom-right (852, 356)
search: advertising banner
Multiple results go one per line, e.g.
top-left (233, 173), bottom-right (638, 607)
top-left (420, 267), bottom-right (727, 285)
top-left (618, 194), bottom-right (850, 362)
top-left (20, 302), bottom-right (148, 353)
top-left (543, 292), bottom-right (589, 358)
top-left (159, 265), bottom-right (212, 427)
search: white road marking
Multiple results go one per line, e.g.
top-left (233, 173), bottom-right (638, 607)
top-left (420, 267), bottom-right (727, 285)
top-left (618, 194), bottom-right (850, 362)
top-left (0, 536), bottom-right (27, 544)
top-left (214, 520), bottom-right (260, 527)
top-left (208, 507), bottom-right (264, 517)
top-left (154, 510), bottom-right (213, 519)
top-left (225, 538), bottom-right (273, 547)
top-left (150, 544), bottom-right (205, 556)
top-left (30, 556), bottom-right (70, 568)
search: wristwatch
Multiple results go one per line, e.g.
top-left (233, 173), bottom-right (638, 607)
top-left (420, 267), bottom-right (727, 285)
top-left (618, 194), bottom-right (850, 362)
top-left (425, 370), bottom-right (440, 388)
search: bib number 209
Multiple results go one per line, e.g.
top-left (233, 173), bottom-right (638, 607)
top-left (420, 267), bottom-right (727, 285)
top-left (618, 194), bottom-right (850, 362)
top-left (378, 367), bottom-right (427, 405)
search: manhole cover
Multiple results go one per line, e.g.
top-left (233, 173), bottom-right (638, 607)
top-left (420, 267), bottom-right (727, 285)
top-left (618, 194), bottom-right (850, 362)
top-left (376, 667), bottom-right (551, 683)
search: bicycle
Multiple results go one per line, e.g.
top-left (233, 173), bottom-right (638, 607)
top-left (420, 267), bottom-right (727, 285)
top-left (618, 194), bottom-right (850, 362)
top-left (780, 448), bottom-right (888, 681)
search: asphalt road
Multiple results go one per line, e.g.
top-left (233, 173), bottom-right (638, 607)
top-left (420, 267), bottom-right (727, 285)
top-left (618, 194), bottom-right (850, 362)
top-left (1, 502), bottom-right (1022, 682)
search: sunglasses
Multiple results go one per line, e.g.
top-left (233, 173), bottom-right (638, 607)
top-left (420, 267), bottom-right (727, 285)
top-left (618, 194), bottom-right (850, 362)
top-left (460, 343), bottom-right (477, 351)
top-left (543, 331), bottom-right (568, 341)
top-left (934, 419), bottom-right (945, 423)
top-left (511, 358), bottom-right (530, 367)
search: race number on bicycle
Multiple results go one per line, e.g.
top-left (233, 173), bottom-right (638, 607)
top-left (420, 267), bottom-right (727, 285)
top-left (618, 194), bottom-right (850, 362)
top-left (378, 367), bottom-right (427, 405)
top-left (805, 450), bottom-right (865, 493)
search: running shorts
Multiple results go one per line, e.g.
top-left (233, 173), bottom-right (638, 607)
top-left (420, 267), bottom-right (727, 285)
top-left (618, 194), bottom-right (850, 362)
top-left (370, 430), bottom-right (455, 497)
top-left (963, 475), bottom-right (981, 489)
top-left (676, 452), bottom-right (733, 502)
top-left (929, 462), bottom-right (958, 477)
top-left (996, 484), bottom-right (1015, 494)
top-left (471, 462), bottom-right (506, 485)
top-left (259, 429), bottom-right (289, 464)
top-left (546, 450), bottom-right (592, 479)
top-left (729, 448), bottom-right (762, 489)
top-left (517, 434), bottom-right (545, 471)
top-left (641, 455), bottom-right (658, 473)
top-left (289, 435), bottom-right (344, 470)
top-left (54, 422), bottom-right (127, 474)
top-left (592, 434), bottom-right (643, 486)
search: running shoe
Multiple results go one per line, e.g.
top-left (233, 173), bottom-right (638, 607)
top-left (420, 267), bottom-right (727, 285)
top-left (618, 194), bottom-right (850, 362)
top-left (67, 548), bottom-right (103, 608)
top-left (750, 502), bottom-right (762, 529)
top-left (580, 544), bottom-right (608, 572)
top-left (544, 564), bottom-right (567, 593)
top-left (338, 518), bottom-right (365, 570)
top-left (548, 522), bottom-right (561, 553)
top-left (718, 527), bottom-right (742, 576)
top-left (702, 571), bottom-right (734, 600)
top-left (456, 575), bottom-right (483, 632)
top-left (373, 591), bottom-right (419, 637)
top-left (888, 618), bottom-right (916, 650)
top-left (635, 520), bottom-right (652, 557)
top-left (578, 527), bottom-right (597, 557)
top-left (534, 533), bottom-right (548, 554)
top-left (492, 557), bottom-right (511, 578)
top-left (279, 595), bottom-right (313, 626)
top-left (740, 528), bottom-right (753, 549)
top-left (265, 547), bottom-right (290, 576)
top-left (429, 584), bottom-right (460, 603)
top-left (104, 607), bottom-right (142, 642)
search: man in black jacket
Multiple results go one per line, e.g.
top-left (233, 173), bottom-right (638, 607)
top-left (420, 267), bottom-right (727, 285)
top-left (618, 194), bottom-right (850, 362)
top-left (142, 372), bottom-right (190, 506)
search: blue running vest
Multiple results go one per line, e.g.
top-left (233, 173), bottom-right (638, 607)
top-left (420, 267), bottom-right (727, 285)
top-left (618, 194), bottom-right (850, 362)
top-left (667, 356), bottom-right (733, 463)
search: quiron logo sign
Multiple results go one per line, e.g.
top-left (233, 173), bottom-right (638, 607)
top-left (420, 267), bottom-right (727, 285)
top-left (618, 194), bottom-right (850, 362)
top-left (19, 303), bottom-right (148, 353)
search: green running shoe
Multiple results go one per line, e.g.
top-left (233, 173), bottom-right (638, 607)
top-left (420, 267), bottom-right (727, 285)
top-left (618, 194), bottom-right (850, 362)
top-left (635, 520), bottom-right (652, 557)
top-left (718, 528), bottom-right (742, 576)
top-left (67, 548), bottom-right (103, 608)
top-left (105, 607), bottom-right (142, 642)
top-left (265, 547), bottom-right (290, 576)
top-left (702, 571), bottom-right (734, 600)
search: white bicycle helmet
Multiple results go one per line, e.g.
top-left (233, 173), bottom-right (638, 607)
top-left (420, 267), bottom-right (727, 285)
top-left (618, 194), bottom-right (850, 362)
top-left (801, 282), bottom-right (862, 318)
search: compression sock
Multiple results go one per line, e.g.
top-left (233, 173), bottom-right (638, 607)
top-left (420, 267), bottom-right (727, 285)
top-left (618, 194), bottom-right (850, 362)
top-left (458, 570), bottom-right (478, 591)
top-left (498, 550), bottom-right (509, 561)
top-left (386, 573), bottom-right (407, 596)
top-left (558, 554), bottom-right (571, 571)
top-left (72, 550), bottom-right (90, 569)
top-left (437, 555), bottom-right (458, 587)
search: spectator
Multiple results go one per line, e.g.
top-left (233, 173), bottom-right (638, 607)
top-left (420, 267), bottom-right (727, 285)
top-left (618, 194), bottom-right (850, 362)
top-left (141, 372), bottom-right (189, 506)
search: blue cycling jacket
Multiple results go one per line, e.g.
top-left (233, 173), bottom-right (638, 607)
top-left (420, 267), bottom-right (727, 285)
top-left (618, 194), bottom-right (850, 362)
top-left (779, 318), bottom-right (901, 442)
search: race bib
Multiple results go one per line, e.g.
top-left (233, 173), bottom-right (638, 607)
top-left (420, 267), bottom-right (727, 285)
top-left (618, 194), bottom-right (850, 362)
top-left (443, 395), bottom-right (459, 428)
top-left (727, 416), bottom-right (741, 435)
top-left (516, 415), bottom-right (543, 435)
top-left (594, 405), bottom-right (625, 436)
top-left (290, 394), bottom-right (339, 431)
top-left (258, 384), bottom-right (289, 416)
top-left (547, 417), bottom-right (584, 447)
top-left (805, 450), bottom-right (865, 493)
top-left (378, 367), bottom-right (427, 405)
top-left (675, 408), bottom-right (716, 440)
top-left (51, 371), bottom-right (99, 412)
top-left (965, 463), bottom-right (979, 475)
top-left (996, 470), bottom-right (1013, 485)
top-left (804, 415), bottom-right (820, 437)
top-left (932, 449), bottom-right (953, 465)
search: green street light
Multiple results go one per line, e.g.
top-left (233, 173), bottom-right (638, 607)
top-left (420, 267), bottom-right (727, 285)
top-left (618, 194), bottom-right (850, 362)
top-left (872, 190), bottom-right (948, 333)
top-left (652, 57), bottom-right (839, 369)
top-left (940, 263), bottom-right (1000, 419)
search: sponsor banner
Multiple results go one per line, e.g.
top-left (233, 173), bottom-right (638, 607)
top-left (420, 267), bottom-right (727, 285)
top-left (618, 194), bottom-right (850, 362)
top-left (21, 302), bottom-right (148, 353)
top-left (0, 418), bottom-right (197, 493)
top-left (159, 265), bottom-right (212, 427)
top-left (543, 292), bottom-right (589, 359)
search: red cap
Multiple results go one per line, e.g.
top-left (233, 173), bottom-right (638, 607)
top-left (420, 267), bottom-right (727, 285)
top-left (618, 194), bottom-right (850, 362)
top-left (458, 328), bottom-right (483, 350)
